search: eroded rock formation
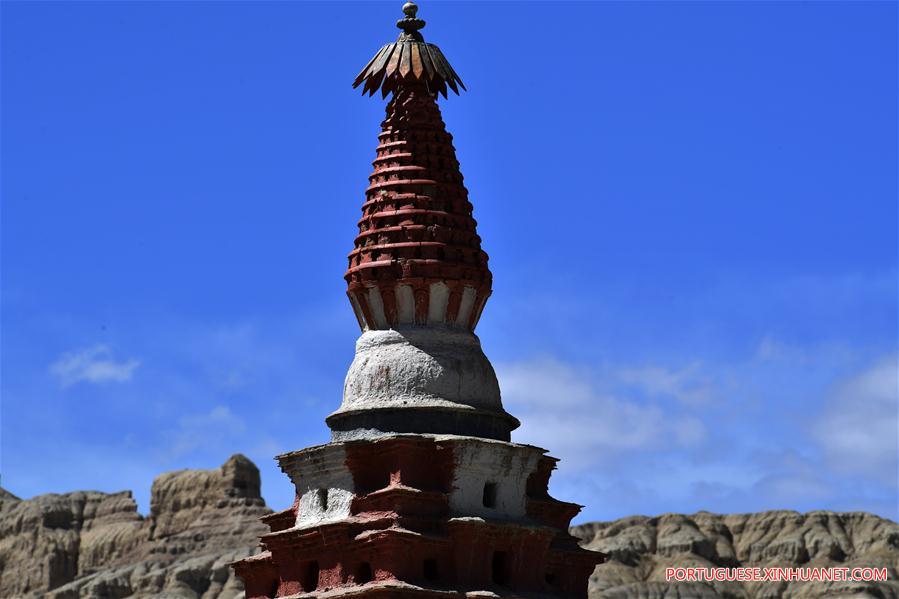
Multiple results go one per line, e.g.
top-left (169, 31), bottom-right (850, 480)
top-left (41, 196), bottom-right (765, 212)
top-left (0, 455), bottom-right (269, 598)
top-left (2, 455), bottom-right (897, 598)
top-left (572, 511), bottom-right (899, 598)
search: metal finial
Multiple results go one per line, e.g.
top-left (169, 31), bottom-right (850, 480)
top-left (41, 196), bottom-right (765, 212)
top-left (397, 1), bottom-right (425, 41)
top-left (353, 1), bottom-right (466, 99)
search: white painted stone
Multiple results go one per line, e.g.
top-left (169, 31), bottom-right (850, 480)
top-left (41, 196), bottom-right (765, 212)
top-left (366, 286), bottom-right (389, 329)
top-left (277, 435), bottom-right (551, 532)
top-left (396, 284), bottom-right (415, 324)
top-left (447, 438), bottom-right (543, 519)
top-left (278, 444), bottom-right (355, 529)
top-left (455, 286), bottom-right (476, 327)
top-left (335, 327), bottom-right (503, 414)
top-left (427, 281), bottom-right (450, 324)
top-left (349, 294), bottom-right (367, 331)
top-left (471, 296), bottom-right (488, 329)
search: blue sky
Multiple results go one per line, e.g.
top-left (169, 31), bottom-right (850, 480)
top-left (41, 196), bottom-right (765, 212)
top-left (2, 1), bottom-right (896, 523)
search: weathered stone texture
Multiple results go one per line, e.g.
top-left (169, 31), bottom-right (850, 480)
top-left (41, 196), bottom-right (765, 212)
top-left (234, 435), bottom-right (600, 598)
top-left (0, 455), bottom-right (269, 598)
top-left (2, 456), bottom-right (897, 598)
top-left (572, 511), bottom-right (899, 598)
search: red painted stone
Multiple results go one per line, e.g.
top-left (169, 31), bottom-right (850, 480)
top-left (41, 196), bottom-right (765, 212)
top-left (231, 437), bottom-right (604, 598)
top-left (345, 82), bottom-right (493, 331)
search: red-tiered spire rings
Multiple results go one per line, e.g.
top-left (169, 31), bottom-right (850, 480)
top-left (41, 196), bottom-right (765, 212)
top-left (345, 3), bottom-right (490, 333)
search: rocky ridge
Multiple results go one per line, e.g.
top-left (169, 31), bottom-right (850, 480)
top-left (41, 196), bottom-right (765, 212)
top-left (1, 456), bottom-right (897, 598)
top-left (572, 511), bottom-right (899, 598)
top-left (0, 455), bottom-right (269, 598)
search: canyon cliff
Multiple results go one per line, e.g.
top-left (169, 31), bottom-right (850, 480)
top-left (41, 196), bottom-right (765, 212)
top-left (1, 456), bottom-right (896, 598)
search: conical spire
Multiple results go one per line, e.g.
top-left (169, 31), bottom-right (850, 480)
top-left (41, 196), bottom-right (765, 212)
top-left (232, 5), bottom-right (605, 595)
top-left (331, 2), bottom-right (515, 441)
top-left (344, 2), bottom-right (491, 335)
top-left (353, 1), bottom-right (466, 99)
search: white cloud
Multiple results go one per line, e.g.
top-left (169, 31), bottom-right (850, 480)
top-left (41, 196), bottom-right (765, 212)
top-left (617, 362), bottom-right (713, 406)
top-left (743, 450), bottom-right (835, 505)
top-left (812, 355), bottom-right (898, 487)
top-left (179, 405), bottom-right (245, 434)
top-left (163, 405), bottom-right (247, 459)
top-left (499, 358), bottom-right (596, 409)
top-left (754, 334), bottom-right (858, 369)
top-left (756, 335), bottom-right (807, 363)
top-left (499, 358), bottom-right (707, 470)
top-left (497, 352), bottom-right (899, 521)
top-left (50, 345), bottom-right (140, 387)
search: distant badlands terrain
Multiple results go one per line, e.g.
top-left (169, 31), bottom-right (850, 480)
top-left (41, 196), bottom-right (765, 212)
top-left (0, 455), bottom-right (896, 598)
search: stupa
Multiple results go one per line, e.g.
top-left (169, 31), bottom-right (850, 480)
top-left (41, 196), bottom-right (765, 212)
top-left (232, 3), bottom-right (604, 597)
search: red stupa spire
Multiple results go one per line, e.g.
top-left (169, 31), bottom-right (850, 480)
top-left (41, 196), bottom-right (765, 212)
top-left (232, 4), bottom-right (604, 597)
top-left (345, 3), bottom-right (490, 334)
top-left (328, 2), bottom-right (516, 442)
top-left (345, 83), bottom-right (491, 332)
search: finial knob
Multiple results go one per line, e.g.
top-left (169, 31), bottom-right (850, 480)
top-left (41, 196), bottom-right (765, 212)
top-left (354, 0), bottom-right (466, 98)
top-left (397, 0), bottom-right (425, 39)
